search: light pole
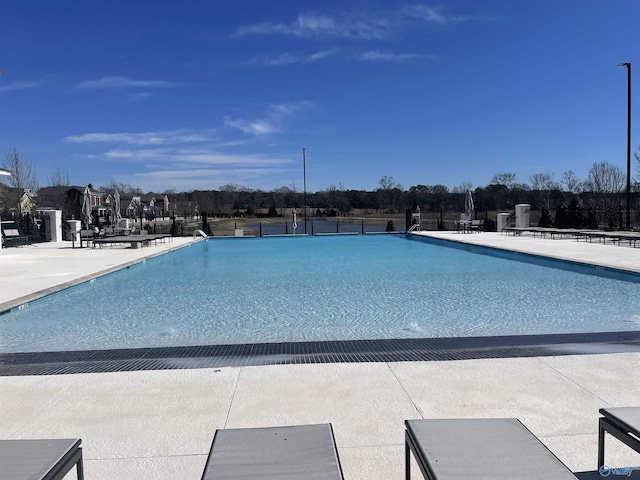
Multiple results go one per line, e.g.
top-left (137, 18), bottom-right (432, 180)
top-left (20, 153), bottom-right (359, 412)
top-left (302, 147), bottom-right (307, 234)
top-left (0, 168), bottom-right (10, 253)
top-left (618, 62), bottom-right (632, 228)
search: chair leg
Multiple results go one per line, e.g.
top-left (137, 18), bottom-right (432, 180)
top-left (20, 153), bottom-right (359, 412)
top-left (598, 418), bottom-right (606, 469)
top-left (405, 441), bottom-right (411, 480)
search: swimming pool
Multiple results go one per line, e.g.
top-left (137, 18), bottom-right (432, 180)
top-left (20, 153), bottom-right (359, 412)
top-left (1, 234), bottom-right (639, 353)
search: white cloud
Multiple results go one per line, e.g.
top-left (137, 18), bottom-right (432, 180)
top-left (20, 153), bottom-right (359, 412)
top-left (77, 76), bottom-right (178, 89)
top-left (224, 101), bottom-right (313, 137)
top-left (269, 100), bottom-right (313, 116)
top-left (403, 4), bottom-right (498, 24)
top-left (261, 49), bottom-right (337, 66)
top-left (232, 5), bottom-right (495, 43)
top-left (359, 50), bottom-right (426, 62)
top-left (99, 146), bottom-right (291, 168)
top-left (224, 118), bottom-right (280, 136)
top-left (0, 80), bottom-right (41, 92)
top-left (403, 5), bottom-right (449, 24)
top-left (65, 131), bottom-right (210, 145)
top-left (106, 151), bottom-right (294, 192)
top-left (129, 167), bottom-right (291, 193)
top-left (232, 12), bottom-right (391, 40)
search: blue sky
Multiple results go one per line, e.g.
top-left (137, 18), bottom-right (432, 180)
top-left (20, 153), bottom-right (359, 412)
top-left (0, 1), bottom-right (638, 193)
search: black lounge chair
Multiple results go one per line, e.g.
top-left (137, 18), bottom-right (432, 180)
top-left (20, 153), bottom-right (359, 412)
top-left (405, 418), bottom-right (577, 480)
top-left (1, 227), bottom-right (28, 247)
top-left (201, 423), bottom-right (344, 480)
top-left (0, 438), bottom-right (84, 480)
top-left (598, 407), bottom-right (640, 470)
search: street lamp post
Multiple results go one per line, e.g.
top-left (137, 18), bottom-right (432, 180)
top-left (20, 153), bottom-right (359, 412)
top-left (302, 147), bottom-right (307, 234)
top-left (618, 62), bottom-right (632, 228)
top-left (0, 168), bottom-right (10, 254)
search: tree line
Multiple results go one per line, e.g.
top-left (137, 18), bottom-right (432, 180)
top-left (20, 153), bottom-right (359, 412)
top-left (2, 148), bottom-right (640, 224)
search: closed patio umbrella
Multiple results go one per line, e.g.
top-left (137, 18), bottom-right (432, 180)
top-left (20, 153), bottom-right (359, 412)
top-left (82, 185), bottom-right (93, 229)
top-left (114, 190), bottom-right (122, 225)
top-left (465, 189), bottom-right (474, 220)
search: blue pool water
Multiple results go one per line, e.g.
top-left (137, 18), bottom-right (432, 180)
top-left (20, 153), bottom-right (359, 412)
top-left (1, 235), bottom-right (640, 353)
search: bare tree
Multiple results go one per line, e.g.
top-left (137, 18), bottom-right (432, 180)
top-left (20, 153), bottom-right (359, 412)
top-left (377, 176), bottom-right (403, 212)
top-left (490, 173), bottom-right (517, 188)
top-left (583, 161), bottom-right (625, 193)
top-left (44, 166), bottom-right (72, 211)
top-left (1, 148), bottom-right (39, 214)
top-left (47, 166), bottom-right (70, 187)
top-left (219, 183), bottom-right (249, 192)
top-left (529, 171), bottom-right (558, 191)
top-left (99, 181), bottom-right (143, 195)
top-left (561, 170), bottom-right (582, 194)
top-left (378, 175), bottom-right (402, 191)
top-left (529, 171), bottom-right (559, 209)
top-left (452, 182), bottom-right (473, 194)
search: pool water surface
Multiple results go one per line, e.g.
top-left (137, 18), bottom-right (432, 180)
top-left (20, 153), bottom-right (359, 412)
top-left (1, 234), bottom-right (639, 353)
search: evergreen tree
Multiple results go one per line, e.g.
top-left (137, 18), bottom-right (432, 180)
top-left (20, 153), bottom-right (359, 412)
top-left (538, 207), bottom-right (553, 227)
top-left (554, 203), bottom-right (569, 228)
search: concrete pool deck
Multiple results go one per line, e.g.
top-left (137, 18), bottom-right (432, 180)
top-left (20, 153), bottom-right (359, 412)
top-left (1, 232), bottom-right (640, 479)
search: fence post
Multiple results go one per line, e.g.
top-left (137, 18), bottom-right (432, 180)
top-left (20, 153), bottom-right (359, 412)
top-left (619, 205), bottom-right (624, 230)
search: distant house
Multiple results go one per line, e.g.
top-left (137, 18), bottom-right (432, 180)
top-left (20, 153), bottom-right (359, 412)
top-left (19, 189), bottom-right (37, 214)
top-left (118, 192), bottom-right (170, 220)
top-left (34, 185), bottom-right (172, 224)
top-left (37, 186), bottom-right (70, 210)
top-left (142, 193), bottom-right (169, 217)
top-left (62, 185), bottom-right (108, 224)
top-left (0, 185), bottom-right (37, 215)
top-left (172, 200), bottom-right (199, 218)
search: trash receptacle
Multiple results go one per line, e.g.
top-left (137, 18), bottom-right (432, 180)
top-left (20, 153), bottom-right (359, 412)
top-left (65, 220), bottom-right (81, 242)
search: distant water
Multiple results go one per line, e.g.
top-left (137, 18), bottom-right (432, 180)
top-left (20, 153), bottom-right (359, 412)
top-left (1, 235), bottom-right (639, 353)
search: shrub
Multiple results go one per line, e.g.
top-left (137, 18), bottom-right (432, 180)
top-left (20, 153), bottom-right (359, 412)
top-left (386, 220), bottom-right (396, 232)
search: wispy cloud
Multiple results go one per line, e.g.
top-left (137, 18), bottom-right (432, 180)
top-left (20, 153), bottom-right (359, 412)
top-left (0, 80), bottom-right (41, 92)
top-left (359, 50), bottom-right (429, 62)
top-left (65, 130), bottom-right (291, 168)
top-left (65, 130), bottom-right (210, 145)
top-left (403, 5), bottom-right (449, 24)
top-left (77, 76), bottom-right (178, 89)
top-left (232, 5), bottom-right (496, 42)
top-left (258, 49), bottom-right (337, 66)
top-left (232, 12), bottom-right (391, 40)
top-left (129, 167), bottom-right (291, 192)
top-left (403, 4), bottom-right (500, 24)
top-left (103, 148), bottom-right (290, 167)
top-left (224, 101), bottom-right (313, 137)
top-left (223, 118), bottom-right (280, 136)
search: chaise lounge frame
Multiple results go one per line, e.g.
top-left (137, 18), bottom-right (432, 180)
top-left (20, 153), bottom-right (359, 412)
top-left (0, 438), bottom-right (84, 480)
top-left (598, 407), bottom-right (640, 469)
top-left (201, 423), bottom-right (344, 480)
top-left (405, 418), bottom-right (577, 480)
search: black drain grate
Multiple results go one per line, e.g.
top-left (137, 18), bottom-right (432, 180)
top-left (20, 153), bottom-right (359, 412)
top-left (2, 331), bottom-right (640, 376)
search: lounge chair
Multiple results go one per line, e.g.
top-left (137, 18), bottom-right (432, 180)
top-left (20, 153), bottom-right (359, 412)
top-left (201, 423), bottom-right (344, 480)
top-left (469, 219), bottom-right (484, 232)
top-left (79, 229), bottom-right (94, 248)
top-left (1, 228), bottom-right (28, 247)
top-left (405, 418), bottom-right (577, 479)
top-left (0, 438), bottom-right (84, 480)
top-left (598, 407), bottom-right (640, 470)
